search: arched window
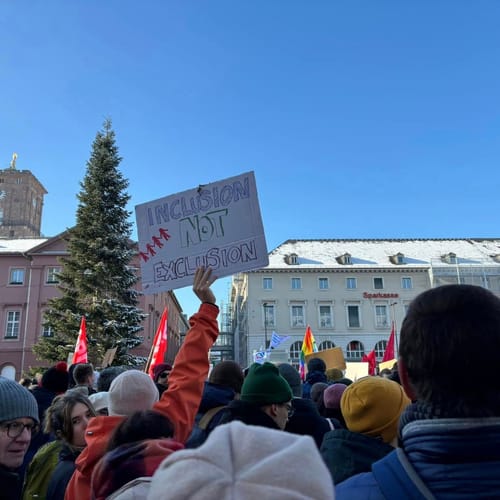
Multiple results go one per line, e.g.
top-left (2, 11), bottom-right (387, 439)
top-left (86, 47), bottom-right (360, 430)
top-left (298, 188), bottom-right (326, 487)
top-left (319, 340), bottom-right (335, 350)
top-left (289, 341), bottom-right (302, 370)
top-left (346, 340), bottom-right (364, 360)
top-left (375, 340), bottom-right (388, 360)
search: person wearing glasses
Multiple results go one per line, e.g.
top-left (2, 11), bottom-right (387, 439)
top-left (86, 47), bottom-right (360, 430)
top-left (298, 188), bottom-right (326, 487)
top-left (218, 362), bottom-right (294, 431)
top-left (152, 363), bottom-right (172, 397)
top-left (0, 376), bottom-right (39, 500)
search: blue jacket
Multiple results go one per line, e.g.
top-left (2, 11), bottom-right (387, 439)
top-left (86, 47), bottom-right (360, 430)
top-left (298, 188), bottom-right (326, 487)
top-left (336, 417), bottom-right (500, 499)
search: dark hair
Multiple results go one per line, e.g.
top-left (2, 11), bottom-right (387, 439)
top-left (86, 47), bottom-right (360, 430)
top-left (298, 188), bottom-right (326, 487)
top-left (208, 361), bottom-right (244, 394)
top-left (97, 366), bottom-right (127, 392)
top-left (44, 392), bottom-right (96, 445)
top-left (73, 363), bottom-right (94, 385)
top-left (107, 410), bottom-right (175, 451)
top-left (307, 358), bottom-right (326, 373)
top-left (400, 284), bottom-right (500, 416)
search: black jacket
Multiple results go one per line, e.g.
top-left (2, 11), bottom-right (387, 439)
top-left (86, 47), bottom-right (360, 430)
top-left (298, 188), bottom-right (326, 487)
top-left (320, 428), bottom-right (394, 484)
top-left (285, 397), bottom-right (332, 448)
top-left (0, 465), bottom-right (22, 500)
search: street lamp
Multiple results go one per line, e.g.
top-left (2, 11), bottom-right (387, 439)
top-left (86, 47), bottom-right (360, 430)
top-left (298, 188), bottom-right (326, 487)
top-left (263, 303), bottom-right (269, 350)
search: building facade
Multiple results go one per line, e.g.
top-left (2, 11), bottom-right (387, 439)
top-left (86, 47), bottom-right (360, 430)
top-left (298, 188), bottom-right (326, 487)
top-left (230, 239), bottom-right (500, 367)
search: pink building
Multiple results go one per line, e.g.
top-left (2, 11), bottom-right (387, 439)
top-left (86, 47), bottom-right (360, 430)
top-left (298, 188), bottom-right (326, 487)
top-left (0, 164), bottom-right (189, 380)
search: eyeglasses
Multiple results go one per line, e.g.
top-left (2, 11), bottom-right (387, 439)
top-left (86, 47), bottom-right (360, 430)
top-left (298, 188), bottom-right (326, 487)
top-left (1, 421), bottom-right (39, 439)
top-left (158, 372), bottom-right (170, 379)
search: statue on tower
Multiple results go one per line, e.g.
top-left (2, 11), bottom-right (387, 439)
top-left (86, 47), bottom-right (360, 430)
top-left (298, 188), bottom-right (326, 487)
top-left (10, 152), bottom-right (18, 169)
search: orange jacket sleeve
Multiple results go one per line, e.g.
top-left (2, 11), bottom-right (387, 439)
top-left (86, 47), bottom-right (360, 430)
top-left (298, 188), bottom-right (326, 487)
top-left (153, 302), bottom-right (219, 443)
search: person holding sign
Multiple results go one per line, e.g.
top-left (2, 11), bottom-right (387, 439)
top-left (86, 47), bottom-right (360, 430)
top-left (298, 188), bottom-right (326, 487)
top-left (65, 267), bottom-right (219, 500)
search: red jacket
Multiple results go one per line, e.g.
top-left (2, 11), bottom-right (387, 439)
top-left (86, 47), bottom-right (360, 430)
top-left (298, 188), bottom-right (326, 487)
top-left (64, 303), bottom-right (219, 500)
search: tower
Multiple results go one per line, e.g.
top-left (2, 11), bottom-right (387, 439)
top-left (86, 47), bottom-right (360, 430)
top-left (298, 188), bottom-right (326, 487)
top-left (0, 153), bottom-right (47, 238)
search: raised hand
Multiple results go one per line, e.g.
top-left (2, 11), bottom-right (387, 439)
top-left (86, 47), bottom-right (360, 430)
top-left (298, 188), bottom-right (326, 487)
top-left (193, 267), bottom-right (217, 305)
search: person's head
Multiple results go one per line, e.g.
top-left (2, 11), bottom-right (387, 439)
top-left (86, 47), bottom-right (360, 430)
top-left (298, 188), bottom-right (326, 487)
top-left (323, 383), bottom-right (348, 411)
top-left (307, 357), bottom-right (326, 374)
top-left (399, 284), bottom-right (500, 417)
top-left (73, 363), bottom-right (94, 386)
top-left (108, 370), bottom-right (159, 416)
top-left (325, 368), bottom-right (344, 383)
top-left (208, 361), bottom-right (244, 395)
top-left (241, 362), bottom-right (293, 430)
top-left (41, 361), bottom-right (69, 394)
top-left (379, 368), bottom-right (392, 379)
top-left (45, 392), bottom-right (96, 448)
top-left (277, 363), bottom-right (302, 398)
top-left (147, 421), bottom-right (335, 500)
top-left (0, 377), bottom-right (39, 469)
top-left (88, 392), bottom-right (110, 416)
top-left (107, 410), bottom-right (175, 452)
top-left (19, 377), bottom-right (32, 388)
top-left (97, 366), bottom-right (127, 392)
top-left (341, 376), bottom-right (410, 445)
top-left (152, 363), bottom-right (173, 386)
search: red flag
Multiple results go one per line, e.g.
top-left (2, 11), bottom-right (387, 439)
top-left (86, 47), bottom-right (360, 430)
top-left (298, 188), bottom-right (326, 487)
top-left (148, 307), bottom-right (168, 379)
top-left (72, 316), bottom-right (88, 364)
top-left (382, 321), bottom-right (395, 362)
top-left (362, 349), bottom-right (376, 375)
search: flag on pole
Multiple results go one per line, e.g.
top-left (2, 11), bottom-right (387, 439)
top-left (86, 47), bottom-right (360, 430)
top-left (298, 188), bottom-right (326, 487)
top-left (72, 316), bottom-right (88, 364)
top-left (148, 307), bottom-right (169, 378)
top-left (362, 349), bottom-right (377, 375)
top-left (268, 331), bottom-right (290, 351)
top-left (299, 325), bottom-right (318, 381)
top-left (382, 321), bottom-right (395, 362)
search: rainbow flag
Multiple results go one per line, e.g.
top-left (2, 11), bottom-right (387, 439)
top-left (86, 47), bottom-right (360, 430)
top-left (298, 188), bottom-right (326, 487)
top-left (299, 325), bottom-right (318, 380)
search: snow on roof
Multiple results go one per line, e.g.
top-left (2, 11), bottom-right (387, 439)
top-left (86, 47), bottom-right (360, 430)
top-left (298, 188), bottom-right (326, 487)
top-left (266, 239), bottom-right (500, 269)
top-left (0, 239), bottom-right (48, 253)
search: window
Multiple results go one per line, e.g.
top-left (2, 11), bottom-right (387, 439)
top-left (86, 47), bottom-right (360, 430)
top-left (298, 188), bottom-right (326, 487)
top-left (319, 340), bottom-right (335, 350)
top-left (401, 277), bottom-right (412, 289)
top-left (346, 340), bottom-right (364, 360)
top-left (289, 341), bottom-right (302, 370)
top-left (375, 305), bottom-right (389, 328)
top-left (263, 303), bottom-right (275, 328)
top-left (5, 311), bottom-right (20, 338)
top-left (42, 325), bottom-right (54, 338)
top-left (318, 277), bottom-right (329, 290)
top-left (291, 277), bottom-right (302, 290)
top-left (46, 267), bottom-right (61, 284)
top-left (319, 304), bottom-right (333, 328)
top-left (9, 268), bottom-right (25, 285)
top-left (347, 304), bottom-right (361, 328)
top-left (375, 340), bottom-right (388, 360)
top-left (263, 277), bottom-right (273, 290)
top-left (373, 277), bottom-right (384, 289)
top-left (290, 304), bottom-right (305, 327)
top-left (346, 277), bottom-right (357, 290)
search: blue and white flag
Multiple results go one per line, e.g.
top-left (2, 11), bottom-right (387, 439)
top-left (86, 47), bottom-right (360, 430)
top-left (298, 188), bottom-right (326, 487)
top-left (268, 331), bottom-right (290, 351)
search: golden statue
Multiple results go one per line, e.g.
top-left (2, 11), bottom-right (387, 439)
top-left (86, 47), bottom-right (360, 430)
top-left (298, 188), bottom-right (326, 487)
top-left (10, 152), bottom-right (18, 169)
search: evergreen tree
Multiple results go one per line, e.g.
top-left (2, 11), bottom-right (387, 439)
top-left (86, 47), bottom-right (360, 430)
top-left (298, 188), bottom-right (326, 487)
top-left (33, 120), bottom-right (145, 366)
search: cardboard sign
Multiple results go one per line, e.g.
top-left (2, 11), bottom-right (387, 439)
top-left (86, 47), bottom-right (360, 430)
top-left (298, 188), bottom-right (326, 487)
top-left (305, 347), bottom-right (346, 371)
top-left (378, 358), bottom-right (397, 371)
top-left (135, 171), bottom-right (268, 293)
top-left (101, 348), bottom-right (117, 368)
top-left (345, 362), bottom-right (369, 381)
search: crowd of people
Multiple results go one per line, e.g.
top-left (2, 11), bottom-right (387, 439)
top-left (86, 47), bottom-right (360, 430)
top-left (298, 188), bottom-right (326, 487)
top-left (1, 266), bottom-right (500, 499)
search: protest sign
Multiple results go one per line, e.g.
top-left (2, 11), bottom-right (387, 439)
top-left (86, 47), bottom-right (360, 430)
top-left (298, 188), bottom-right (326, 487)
top-left (135, 171), bottom-right (268, 293)
top-left (305, 347), bottom-right (346, 371)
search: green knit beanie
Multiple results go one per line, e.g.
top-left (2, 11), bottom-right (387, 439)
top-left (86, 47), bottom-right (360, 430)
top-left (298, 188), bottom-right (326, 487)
top-left (241, 362), bottom-right (293, 405)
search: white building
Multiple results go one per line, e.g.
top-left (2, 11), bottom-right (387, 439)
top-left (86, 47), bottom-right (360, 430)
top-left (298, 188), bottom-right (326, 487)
top-left (230, 238), bottom-right (500, 367)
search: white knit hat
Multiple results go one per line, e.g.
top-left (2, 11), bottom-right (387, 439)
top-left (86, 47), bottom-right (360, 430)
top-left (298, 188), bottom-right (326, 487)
top-left (147, 421), bottom-right (335, 500)
top-left (108, 370), bottom-right (159, 416)
top-left (88, 391), bottom-right (110, 413)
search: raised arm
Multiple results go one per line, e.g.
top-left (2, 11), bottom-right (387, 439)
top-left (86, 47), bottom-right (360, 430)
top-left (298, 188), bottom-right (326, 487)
top-left (153, 266), bottom-right (219, 443)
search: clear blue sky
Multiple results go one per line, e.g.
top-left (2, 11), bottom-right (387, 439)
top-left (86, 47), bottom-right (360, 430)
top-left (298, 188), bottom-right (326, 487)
top-left (1, 2), bottom-right (499, 317)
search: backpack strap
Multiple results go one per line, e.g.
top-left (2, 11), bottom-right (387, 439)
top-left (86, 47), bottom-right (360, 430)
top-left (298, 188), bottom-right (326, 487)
top-left (372, 448), bottom-right (435, 500)
top-left (198, 405), bottom-right (227, 430)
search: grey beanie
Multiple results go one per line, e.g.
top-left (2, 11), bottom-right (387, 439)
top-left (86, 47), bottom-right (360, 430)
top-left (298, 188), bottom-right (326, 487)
top-left (0, 376), bottom-right (39, 423)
